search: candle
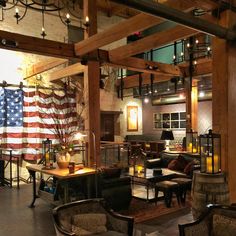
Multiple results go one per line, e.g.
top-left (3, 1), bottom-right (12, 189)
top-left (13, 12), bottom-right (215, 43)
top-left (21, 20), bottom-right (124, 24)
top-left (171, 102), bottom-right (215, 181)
top-left (137, 165), bottom-right (143, 174)
top-left (214, 155), bottom-right (219, 172)
top-left (206, 156), bottom-right (212, 173)
top-left (187, 142), bottom-right (192, 152)
top-left (206, 155), bottom-right (219, 173)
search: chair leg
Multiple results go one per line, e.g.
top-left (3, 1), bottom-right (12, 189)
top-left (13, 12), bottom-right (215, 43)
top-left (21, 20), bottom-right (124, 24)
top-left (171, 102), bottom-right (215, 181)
top-left (175, 188), bottom-right (181, 206)
top-left (155, 188), bottom-right (159, 205)
top-left (164, 190), bottom-right (172, 208)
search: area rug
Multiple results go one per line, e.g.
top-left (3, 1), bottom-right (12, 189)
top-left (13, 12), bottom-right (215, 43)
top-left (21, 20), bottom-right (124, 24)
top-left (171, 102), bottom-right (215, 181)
top-left (120, 198), bottom-right (192, 223)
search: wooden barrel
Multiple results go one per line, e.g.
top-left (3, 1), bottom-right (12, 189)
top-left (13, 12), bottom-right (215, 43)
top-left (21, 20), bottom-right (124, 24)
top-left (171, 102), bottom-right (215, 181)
top-left (191, 171), bottom-right (230, 219)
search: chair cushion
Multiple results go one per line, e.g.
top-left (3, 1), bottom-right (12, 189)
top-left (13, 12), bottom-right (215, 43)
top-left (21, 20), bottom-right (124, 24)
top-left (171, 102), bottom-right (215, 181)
top-left (212, 214), bottom-right (236, 236)
top-left (72, 213), bottom-right (107, 235)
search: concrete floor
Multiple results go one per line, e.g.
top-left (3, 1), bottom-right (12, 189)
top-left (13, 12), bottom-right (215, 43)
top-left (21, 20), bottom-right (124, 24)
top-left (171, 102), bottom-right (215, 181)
top-left (0, 184), bottom-right (56, 236)
top-left (0, 183), bottom-right (193, 236)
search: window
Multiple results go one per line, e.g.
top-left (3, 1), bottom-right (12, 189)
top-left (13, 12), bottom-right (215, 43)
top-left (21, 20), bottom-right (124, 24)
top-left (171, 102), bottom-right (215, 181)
top-left (153, 112), bottom-right (186, 129)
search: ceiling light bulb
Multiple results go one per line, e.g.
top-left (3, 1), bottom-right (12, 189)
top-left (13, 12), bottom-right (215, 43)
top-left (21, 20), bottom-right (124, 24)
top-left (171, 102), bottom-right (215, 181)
top-left (149, 91), bottom-right (152, 94)
top-left (173, 55), bottom-right (176, 59)
top-left (144, 97), bottom-right (149, 103)
top-left (199, 91), bottom-right (205, 97)
top-left (195, 39), bottom-right (199, 44)
top-left (154, 90), bottom-right (158, 93)
top-left (167, 87), bottom-right (170, 91)
top-left (194, 60), bottom-right (197, 65)
top-left (187, 43), bottom-right (190, 48)
top-left (207, 46), bottom-right (211, 51)
top-left (180, 52), bottom-right (184, 56)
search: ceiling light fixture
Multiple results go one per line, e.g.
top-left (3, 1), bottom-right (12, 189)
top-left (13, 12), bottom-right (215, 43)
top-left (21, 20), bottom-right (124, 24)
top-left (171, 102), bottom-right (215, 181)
top-left (0, 0), bottom-right (88, 38)
top-left (144, 97), bottom-right (149, 103)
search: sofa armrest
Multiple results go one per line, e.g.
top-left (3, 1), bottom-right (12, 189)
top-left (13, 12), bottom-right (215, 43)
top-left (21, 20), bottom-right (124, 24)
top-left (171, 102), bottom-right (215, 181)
top-left (145, 158), bottom-right (162, 169)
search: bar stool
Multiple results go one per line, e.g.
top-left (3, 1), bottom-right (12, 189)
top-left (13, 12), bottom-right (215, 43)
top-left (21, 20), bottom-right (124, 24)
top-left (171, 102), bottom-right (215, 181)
top-left (171, 177), bottom-right (192, 204)
top-left (155, 180), bottom-right (181, 207)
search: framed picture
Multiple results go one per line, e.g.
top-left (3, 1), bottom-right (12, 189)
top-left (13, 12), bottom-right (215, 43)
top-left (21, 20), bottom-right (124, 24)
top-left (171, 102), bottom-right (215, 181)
top-left (127, 106), bottom-right (138, 131)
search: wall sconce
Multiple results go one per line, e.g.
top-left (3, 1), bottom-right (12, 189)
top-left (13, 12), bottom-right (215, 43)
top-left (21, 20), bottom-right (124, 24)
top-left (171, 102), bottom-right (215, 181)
top-left (83, 16), bottom-right (90, 28)
top-left (186, 129), bottom-right (198, 153)
top-left (199, 129), bottom-right (221, 174)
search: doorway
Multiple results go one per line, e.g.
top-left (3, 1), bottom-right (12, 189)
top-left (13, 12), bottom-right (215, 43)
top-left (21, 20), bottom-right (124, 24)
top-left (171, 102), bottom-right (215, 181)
top-left (101, 114), bottom-right (115, 141)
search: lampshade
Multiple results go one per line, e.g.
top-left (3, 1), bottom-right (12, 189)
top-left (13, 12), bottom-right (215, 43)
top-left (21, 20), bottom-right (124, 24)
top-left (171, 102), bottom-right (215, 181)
top-left (161, 130), bottom-right (174, 140)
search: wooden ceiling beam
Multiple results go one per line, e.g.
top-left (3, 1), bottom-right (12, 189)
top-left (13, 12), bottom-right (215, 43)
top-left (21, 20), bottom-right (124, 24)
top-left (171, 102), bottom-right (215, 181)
top-left (109, 25), bottom-right (197, 61)
top-left (179, 57), bottom-right (212, 77)
top-left (48, 62), bottom-right (85, 82)
top-left (24, 58), bottom-right (68, 80)
top-left (74, 13), bottom-right (163, 56)
top-left (120, 57), bottom-right (212, 89)
top-left (119, 73), bottom-right (173, 89)
top-left (0, 30), bottom-right (75, 59)
top-left (106, 56), bottom-right (181, 76)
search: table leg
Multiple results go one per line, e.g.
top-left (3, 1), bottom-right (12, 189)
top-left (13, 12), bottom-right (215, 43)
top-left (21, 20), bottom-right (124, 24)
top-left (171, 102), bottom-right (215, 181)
top-left (28, 170), bottom-right (39, 208)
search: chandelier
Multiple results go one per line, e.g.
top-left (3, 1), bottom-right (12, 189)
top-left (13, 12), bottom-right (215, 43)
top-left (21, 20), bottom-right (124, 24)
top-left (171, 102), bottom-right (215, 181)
top-left (0, 0), bottom-right (89, 38)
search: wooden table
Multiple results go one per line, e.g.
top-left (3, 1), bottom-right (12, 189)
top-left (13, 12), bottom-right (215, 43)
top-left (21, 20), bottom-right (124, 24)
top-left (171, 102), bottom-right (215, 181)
top-left (26, 164), bottom-right (96, 207)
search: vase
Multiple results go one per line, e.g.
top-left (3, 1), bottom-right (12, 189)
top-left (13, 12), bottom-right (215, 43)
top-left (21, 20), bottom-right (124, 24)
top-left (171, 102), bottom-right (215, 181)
top-left (56, 152), bottom-right (71, 169)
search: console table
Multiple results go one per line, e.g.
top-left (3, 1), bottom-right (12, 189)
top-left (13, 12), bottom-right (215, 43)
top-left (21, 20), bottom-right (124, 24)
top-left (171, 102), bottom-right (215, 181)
top-left (26, 164), bottom-right (96, 207)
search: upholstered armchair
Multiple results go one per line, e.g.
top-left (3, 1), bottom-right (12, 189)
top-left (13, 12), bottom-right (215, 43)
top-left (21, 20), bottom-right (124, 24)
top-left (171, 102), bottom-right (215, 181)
top-left (52, 198), bottom-right (134, 236)
top-left (179, 204), bottom-right (236, 236)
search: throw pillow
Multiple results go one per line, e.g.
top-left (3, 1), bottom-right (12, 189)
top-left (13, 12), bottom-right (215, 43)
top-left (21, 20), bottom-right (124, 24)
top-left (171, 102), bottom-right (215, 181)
top-left (168, 160), bottom-right (179, 171)
top-left (72, 213), bottom-right (107, 236)
top-left (167, 155), bottom-right (187, 171)
top-left (212, 214), bottom-right (236, 236)
top-left (101, 167), bottom-right (121, 179)
top-left (184, 161), bottom-right (194, 175)
top-left (177, 155), bottom-right (188, 171)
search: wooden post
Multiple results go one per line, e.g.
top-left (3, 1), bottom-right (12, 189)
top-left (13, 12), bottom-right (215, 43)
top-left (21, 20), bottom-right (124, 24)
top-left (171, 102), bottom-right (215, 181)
top-left (83, 0), bottom-right (101, 167)
top-left (185, 37), bottom-right (198, 133)
top-left (212, 10), bottom-right (236, 202)
top-left (191, 80), bottom-right (198, 132)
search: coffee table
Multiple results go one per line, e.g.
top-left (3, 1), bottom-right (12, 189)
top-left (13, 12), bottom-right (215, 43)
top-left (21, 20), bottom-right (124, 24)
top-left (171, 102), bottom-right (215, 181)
top-left (126, 167), bottom-right (177, 201)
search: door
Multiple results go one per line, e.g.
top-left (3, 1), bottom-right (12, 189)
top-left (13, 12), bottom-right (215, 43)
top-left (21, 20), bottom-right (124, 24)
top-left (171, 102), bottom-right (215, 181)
top-left (101, 114), bottom-right (115, 141)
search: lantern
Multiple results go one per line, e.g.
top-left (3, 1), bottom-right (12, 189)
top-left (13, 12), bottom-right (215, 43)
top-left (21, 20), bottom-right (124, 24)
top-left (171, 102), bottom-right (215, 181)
top-left (42, 138), bottom-right (53, 169)
top-left (199, 129), bottom-right (221, 174)
top-left (186, 130), bottom-right (198, 153)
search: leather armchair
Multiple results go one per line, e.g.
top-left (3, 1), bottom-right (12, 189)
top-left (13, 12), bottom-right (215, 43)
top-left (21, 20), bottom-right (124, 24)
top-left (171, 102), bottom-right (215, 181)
top-left (98, 168), bottom-right (132, 211)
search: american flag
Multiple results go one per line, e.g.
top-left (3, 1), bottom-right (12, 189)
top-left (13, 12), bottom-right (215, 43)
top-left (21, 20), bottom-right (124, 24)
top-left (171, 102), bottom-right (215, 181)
top-left (0, 88), bottom-right (77, 160)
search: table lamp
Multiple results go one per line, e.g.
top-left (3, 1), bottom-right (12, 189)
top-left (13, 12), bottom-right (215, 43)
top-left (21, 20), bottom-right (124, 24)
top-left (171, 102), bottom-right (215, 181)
top-left (161, 130), bottom-right (174, 152)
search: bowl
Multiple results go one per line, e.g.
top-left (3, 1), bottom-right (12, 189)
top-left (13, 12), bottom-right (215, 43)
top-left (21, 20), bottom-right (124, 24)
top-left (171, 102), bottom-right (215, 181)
top-left (57, 161), bottom-right (69, 169)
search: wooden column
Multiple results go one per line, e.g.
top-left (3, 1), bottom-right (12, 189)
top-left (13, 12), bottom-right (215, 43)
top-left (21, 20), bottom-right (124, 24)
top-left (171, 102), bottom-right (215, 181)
top-left (185, 80), bottom-right (198, 132)
top-left (185, 79), bottom-right (192, 132)
top-left (191, 80), bottom-right (198, 132)
top-left (83, 0), bottom-right (101, 167)
top-left (185, 37), bottom-right (198, 133)
top-left (212, 10), bottom-right (236, 202)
